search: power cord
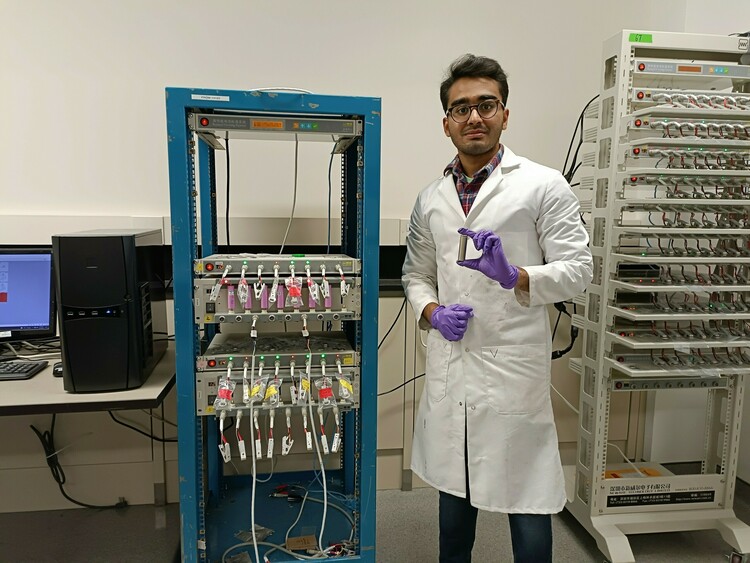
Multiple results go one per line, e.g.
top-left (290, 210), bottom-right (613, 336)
top-left (30, 414), bottom-right (128, 510)
top-left (378, 298), bottom-right (407, 350)
top-left (562, 94), bottom-right (599, 183)
top-left (108, 411), bottom-right (178, 442)
top-left (378, 373), bottom-right (425, 397)
top-left (551, 302), bottom-right (579, 360)
top-left (225, 133), bottom-right (231, 247)
top-left (279, 134), bottom-right (300, 254)
top-left (327, 144), bottom-right (335, 254)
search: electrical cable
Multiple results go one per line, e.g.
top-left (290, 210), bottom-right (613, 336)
top-left (30, 414), bottom-right (128, 510)
top-left (327, 145), bottom-right (335, 254)
top-left (378, 298), bottom-right (407, 350)
top-left (550, 385), bottom-right (645, 477)
top-left (563, 94), bottom-right (599, 182)
top-left (307, 380), bottom-right (328, 555)
top-left (225, 134), bottom-right (231, 247)
top-left (279, 134), bottom-right (300, 255)
top-left (378, 373), bottom-right (425, 397)
top-left (107, 411), bottom-right (178, 442)
top-left (250, 402), bottom-right (261, 563)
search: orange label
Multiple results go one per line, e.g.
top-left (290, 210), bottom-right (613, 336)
top-left (252, 120), bottom-right (283, 129)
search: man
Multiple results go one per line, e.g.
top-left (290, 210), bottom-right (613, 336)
top-left (402, 54), bottom-right (593, 562)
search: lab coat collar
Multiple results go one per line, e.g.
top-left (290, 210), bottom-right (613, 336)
top-left (464, 146), bottom-right (522, 224)
top-left (436, 145), bottom-right (523, 224)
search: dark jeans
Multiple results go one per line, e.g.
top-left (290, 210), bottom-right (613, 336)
top-left (439, 490), bottom-right (553, 563)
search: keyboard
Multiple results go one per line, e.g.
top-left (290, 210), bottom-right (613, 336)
top-left (0, 360), bottom-right (49, 381)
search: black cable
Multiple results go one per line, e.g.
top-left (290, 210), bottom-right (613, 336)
top-left (551, 308), bottom-right (563, 341)
top-left (563, 94), bottom-right (599, 181)
top-left (378, 298), bottom-right (407, 350)
top-left (30, 415), bottom-right (128, 510)
top-left (108, 411), bottom-right (178, 442)
top-left (225, 134), bottom-right (231, 247)
top-left (327, 147), bottom-right (335, 254)
top-left (566, 162), bottom-right (583, 183)
top-left (378, 373), bottom-right (425, 397)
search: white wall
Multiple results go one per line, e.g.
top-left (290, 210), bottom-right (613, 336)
top-left (4, 0), bottom-right (750, 508)
top-left (1, 0), bottom-right (715, 227)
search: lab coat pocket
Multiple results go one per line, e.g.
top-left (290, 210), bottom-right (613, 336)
top-left (481, 344), bottom-right (548, 414)
top-left (425, 331), bottom-right (452, 402)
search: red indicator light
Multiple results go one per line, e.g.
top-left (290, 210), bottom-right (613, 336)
top-left (638, 63), bottom-right (646, 71)
top-left (637, 91), bottom-right (645, 99)
top-left (205, 263), bottom-right (214, 271)
top-left (630, 176), bottom-right (638, 182)
top-left (615, 382), bottom-right (623, 389)
top-left (633, 148), bottom-right (641, 155)
top-left (208, 359), bottom-right (217, 367)
top-left (635, 119), bottom-right (642, 127)
top-left (200, 117), bottom-right (209, 126)
top-left (617, 356), bottom-right (625, 363)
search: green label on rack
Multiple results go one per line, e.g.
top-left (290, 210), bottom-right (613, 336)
top-left (629, 33), bottom-right (653, 43)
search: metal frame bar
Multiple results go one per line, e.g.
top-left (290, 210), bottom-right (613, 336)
top-left (165, 87), bottom-right (380, 562)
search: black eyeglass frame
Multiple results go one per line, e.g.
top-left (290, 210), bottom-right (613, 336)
top-left (446, 99), bottom-right (505, 123)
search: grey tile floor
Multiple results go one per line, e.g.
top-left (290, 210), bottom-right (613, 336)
top-left (1, 480), bottom-right (749, 562)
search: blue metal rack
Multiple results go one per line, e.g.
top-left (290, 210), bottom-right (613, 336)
top-left (165, 88), bottom-right (381, 562)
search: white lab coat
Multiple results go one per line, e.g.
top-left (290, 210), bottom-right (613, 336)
top-left (402, 146), bottom-right (592, 513)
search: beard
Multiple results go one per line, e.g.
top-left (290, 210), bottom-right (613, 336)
top-left (454, 134), bottom-right (500, 156)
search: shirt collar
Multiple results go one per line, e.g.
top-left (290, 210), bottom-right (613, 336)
top-left (444, 145), bottom-right (504, 180)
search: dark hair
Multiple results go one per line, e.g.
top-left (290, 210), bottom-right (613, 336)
top-left (440, 54), bottom-right (509, 111)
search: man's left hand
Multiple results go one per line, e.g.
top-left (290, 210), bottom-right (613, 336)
top-left (457, 228), bottom-right (519, 289)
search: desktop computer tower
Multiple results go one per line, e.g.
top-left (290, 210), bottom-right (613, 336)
top-left (52, 229), bottom-right (168, 393)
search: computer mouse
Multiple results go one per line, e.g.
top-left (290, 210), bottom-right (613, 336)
top-left (53, 362), bottom-right (63, 377)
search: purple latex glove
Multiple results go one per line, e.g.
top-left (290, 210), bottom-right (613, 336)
top-left (457, 228), bottom-right (519, 289)
top-left (431, 304), bottom-right (474, 341)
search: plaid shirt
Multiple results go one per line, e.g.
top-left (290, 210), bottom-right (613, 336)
top-left (444, 147), bottom-right (504, 216)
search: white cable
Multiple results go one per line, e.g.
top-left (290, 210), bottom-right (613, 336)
top-left (550, 384), bottom-right (579, 415)
top-left (222, 540), bottom-right (327, 562)
top-left (255, 455), bottom-right (276, 484)
top-left (249, 402), bottom-right (260, 563)
top-left (3, 352), bottom-right (61, 361)
top-left (279, 134), bottom-right (300, 254)
top-left (607, 442), bottom-right (646, 477)
top-left (247, 87), bottom-right (313, 95)
top-left (307, 387), bottom-right (328, 554)
top-left (551, 387), bottom-right (645, 477)
top-left (3, 343), bottom-right (18, 355)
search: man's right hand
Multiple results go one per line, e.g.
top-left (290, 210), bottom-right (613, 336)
top-left (430, 304), bottom-right (474, 341)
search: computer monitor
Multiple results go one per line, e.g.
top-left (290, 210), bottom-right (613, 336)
top-left (0, 248), bottom-right (57, 343)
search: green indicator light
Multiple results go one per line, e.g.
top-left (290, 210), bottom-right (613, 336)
top-left (321, 354), bottom-right (326, 358)
top-left (275, 355), bottom-right (280, 359)
top-left (229, 356), bottom-right (234, 360)
top-left (305, 260), bottom-right (310, 264)
top-left (293, 253), bottom-right (305, 257)
top-left (243, 260), bottom-right (247, 265)
top-left (290, 261), bottom-right (295, 264)
top-left (260, 355), bottom-right (265, 360)
top-left (306, 354), bottom-right (310, 358)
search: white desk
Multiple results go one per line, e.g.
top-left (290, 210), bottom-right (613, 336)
top-left (0, 346), bottom-right (176, 506)
top-left (0, 347), bottom-right (176, 416)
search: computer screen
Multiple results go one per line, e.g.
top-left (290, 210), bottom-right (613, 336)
top-left (0, 248), bottom-right (57, 342)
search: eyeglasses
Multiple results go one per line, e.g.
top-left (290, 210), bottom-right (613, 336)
top-left (446, 99), bottom-right (504, 123)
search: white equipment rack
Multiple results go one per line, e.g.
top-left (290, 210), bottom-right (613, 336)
top-left (567, 30), bottom-right (750, 563)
